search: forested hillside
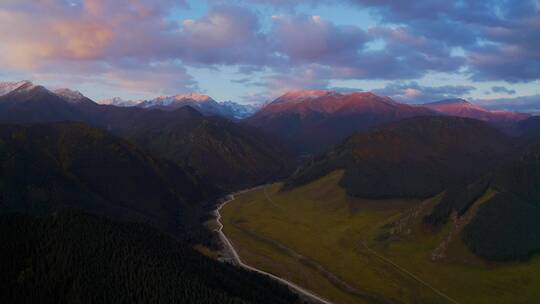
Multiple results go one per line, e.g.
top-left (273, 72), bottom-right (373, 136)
top-left (115, 107), bottom-right (294, 191)
top-left (462, 141), bottom-right (540, 261)
top-left (0, 211), bottom-right (299, 304)
top-left (0, 122), bottom-right (220, 241)
top-left (286, 116), bottom-right (516, 199)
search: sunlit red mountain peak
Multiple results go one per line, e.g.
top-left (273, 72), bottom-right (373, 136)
top-left (273, 90), bottom-right (340, 103)
top-left (423, 98), bottom-right (530, 123)
top-left (261, 90), bottom-right (425, 116)
top-left (247, 90), bottom-right (436, 154)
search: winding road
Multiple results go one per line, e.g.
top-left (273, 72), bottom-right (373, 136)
top-left (213, 186), bottom-right (335, 304)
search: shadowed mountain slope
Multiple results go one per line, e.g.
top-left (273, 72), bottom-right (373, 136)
top-left (0, 122), bottom-right (219, 240)
top-left (460, 141), bottom-right (540, 261)
top-left (286, 116), bottom-right (517, 199)
top-left (114, 107), bottom-right (295, 191)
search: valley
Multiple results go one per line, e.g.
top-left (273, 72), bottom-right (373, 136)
top-left (2, 2), bottom-right (539, 303)
top-left (1, 80), bottom-right (539, 304)
top-left (221, 171), bottom-right (540, 304)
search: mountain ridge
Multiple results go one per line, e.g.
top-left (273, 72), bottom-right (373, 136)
top-left (246, 90), bottom-right (436, 155)
top-left (285, 116), bottom-right (517, 199)
top-left (422, 98), bottom-right (530, 129)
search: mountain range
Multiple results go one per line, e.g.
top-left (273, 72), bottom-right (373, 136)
top-left (0, 81), bottom-right (292, 193)
top-left (0, 80), bottom-right (299, 303)
top-left (102, 93), bottom-right (259, 119)
top-left (246, 90), bottom-right (436, 155)
top-left (246, 90), bottom-right (532, 155)
top-left (423, 98), bottom-right (531, 131)
top-left (1, 79), bottom-right (540, 303)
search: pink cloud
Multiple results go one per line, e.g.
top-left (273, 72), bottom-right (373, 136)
top-left (271, 14), bottom-right (367, 64)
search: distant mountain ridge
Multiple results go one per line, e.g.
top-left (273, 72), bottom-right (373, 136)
top-left (99, 93), bottom-right (258, 119)
top-left (246, 90), bottom-right (532, 155)
top-left (138, 93), bottom-right (258, 119)
top-left (0, 80), bottom-right (258, 119)
top-left (246, 90), bottom-right (436, 155)
top-left (100, 97), bottom-right (139, 107)
top-left (0, 81), bottom-right (293, 192)
top-left (423, 98), bottom-right (530, 129)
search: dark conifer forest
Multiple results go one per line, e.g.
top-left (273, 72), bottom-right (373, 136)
top-left (0, 211), bottom-right (298, 304)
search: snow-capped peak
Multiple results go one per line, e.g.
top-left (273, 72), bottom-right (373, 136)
top-left (0, 80), bottom-right (36, 97)
top-left (140, 93), bottom-right (216, 108)
top-left (54, 88), bottom-right (86, 102)
top-left (99, 97), bottom-right (139, 107)
top-left (172, 92), bottom-right (212, 102)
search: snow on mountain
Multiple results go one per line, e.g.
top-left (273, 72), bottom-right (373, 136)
top-left (0, 80), bottom-right (37, 96)
top-left (138, 93), bottom-right (258, 119)
top-left (100, 97), bottom-right (139, 107)
top-left (221, 101), bottom-right (260, 119)
top-left (138, 93), bottom-right (215, 108)
top-left (54, 88), bottom-right (87, 103)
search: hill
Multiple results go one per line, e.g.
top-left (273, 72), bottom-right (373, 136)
top-left (423, 98), bottom-right (530, 132)
top-left (517, 116), bottom-right (540, 141)
top-left (0, 81), bottom-right (85, 123)
top-left (0, 122), bottom-right (219, 241)
top-left (113, 107), bottom-right (294, 191)
top-left (0, 81), bottom-right (292, 192)
top-left (461, 140), bottom-right (540, 261)
top-left (0, 210), bottom-right (298, 304)
top-left (246, 90), bottom-right (436, 155)
top-left (286, 116), bottom-right (516, 199)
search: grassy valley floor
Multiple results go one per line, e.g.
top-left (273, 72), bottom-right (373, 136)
top-left (221, 171), bottom-right (540, 304)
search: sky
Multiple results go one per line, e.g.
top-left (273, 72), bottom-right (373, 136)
top-left (0, 0), bottom-right (539, 112)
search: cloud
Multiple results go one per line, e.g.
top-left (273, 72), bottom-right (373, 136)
top-left (271, 14), bottom-right (368, 65)
top-left (233, 0), bottom-right (540, 83)
top-left (491, 86), bottom-right (516, 95)
top-left (0, 0), bottom-right (538, 100)
top-left (475, 94), bottom-right (540, 114)
top-left (103, 61), bottom-right (198, 95)
top-left (374, 81), bottom-right (476, 103)
top-left (351, 0), bottom-right (540, 82)
top-left (259, 64), bottom-right (333, 93)
top-left (0, 0), bottom-right (195, 96)
top-left (328, 86), bottom-right (363, 93)
top-left (217, 0), bottom-right (330, 9)
top-left (177, 5), bottom-right (275, 66)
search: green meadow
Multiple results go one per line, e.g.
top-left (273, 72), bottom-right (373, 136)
top-left (221, 171), bottom-right (540, 304)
